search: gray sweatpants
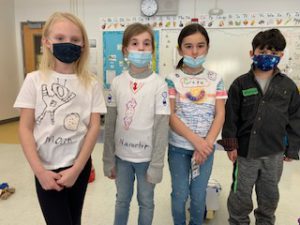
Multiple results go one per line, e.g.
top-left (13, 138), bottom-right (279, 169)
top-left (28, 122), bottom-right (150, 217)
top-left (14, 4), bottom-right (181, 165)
top-left (227, 153), bottom-right (284, 225)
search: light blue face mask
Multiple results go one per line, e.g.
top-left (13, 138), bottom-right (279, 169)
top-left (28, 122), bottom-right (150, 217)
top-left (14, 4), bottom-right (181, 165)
top-left (183, 55), bottom-right (206, 68)
top-left (127, 51), bottom-right (152, 68)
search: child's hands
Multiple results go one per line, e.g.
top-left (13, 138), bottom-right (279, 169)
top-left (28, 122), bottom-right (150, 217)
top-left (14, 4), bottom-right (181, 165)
top-left (227, 149), bottom-right (237, 162)
top-left (193, 137), bottom-right (213, 159)
top-left (108, 167), bottom-right (116, 179)
top-left (146, 174), bottom-right (154, 184)
top-left (57, 167), bottom-right (80, 188)
top-left (193, 150), bottom-right (204, 165)
top-left (36, 170), bottom-right (63, 191)
top-left (205, 137), bottom-right (215, 150)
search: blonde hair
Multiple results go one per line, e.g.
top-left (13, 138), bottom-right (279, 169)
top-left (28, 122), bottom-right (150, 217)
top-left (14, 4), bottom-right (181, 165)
top-left (39, 12), bottom-right (93, 87)
top-left (122, 22), bottom-right (155, 55)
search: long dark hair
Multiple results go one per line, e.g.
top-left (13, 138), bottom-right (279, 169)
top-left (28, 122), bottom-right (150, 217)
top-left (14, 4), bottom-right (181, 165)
top-left (176, 23), bottom-right (210, 69)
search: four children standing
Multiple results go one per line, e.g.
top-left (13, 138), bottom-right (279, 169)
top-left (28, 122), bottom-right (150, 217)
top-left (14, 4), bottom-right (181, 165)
top-left (14, 11), bottom-right (300, 225)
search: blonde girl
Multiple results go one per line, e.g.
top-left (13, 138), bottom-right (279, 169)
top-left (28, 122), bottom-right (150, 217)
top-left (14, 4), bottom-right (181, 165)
top-left (14, 12), bottom-right (106, 225)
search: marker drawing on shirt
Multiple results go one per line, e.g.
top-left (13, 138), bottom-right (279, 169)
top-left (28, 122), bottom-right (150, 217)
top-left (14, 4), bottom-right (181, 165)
top-left (36, 79), bottom-right (76, 125)
top-left (123, 98), bottom-right (137, 130)
top-left (64, 113), bottom-right (80, 131)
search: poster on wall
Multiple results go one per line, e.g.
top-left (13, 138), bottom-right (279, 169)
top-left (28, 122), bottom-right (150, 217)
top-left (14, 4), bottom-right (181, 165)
top-left (103, 30), bottom-right (160, 89)
top-left (100, 12), bottom-right (300, 31)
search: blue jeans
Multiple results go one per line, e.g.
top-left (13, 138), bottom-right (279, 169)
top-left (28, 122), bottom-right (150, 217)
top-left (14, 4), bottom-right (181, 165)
top-left (114, 157), bottom-right (155, 225)
top-left (168, 144), bottom-right (215, 225)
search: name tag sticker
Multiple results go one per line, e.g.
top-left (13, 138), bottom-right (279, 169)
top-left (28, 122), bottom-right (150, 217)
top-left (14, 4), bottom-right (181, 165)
top-left (242, 88), bottom-right (258, 96)
top-left (191, 157), bottom-right (200, 179)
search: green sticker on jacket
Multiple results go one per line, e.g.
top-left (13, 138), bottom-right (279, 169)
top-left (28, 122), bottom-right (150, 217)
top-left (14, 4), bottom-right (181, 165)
top-left (242, 88), bottom-right (258, 96)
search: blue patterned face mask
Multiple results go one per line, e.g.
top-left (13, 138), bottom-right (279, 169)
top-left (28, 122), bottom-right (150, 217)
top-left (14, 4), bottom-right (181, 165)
top-left (52, 43), bottom-right (81, 64)
top-left (252, 54), bottom-right (280, 71)
top-left (127, 51), bottom-right (152, 68)
top-left (183, 55), bottom-right (206, 68)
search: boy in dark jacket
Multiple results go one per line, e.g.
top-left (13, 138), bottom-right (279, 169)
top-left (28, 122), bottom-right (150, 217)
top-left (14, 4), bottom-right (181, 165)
top-left (218, 28), bottom-right (300, 225)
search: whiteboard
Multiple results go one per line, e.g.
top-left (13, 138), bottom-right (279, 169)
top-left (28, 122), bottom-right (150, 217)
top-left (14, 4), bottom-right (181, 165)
top-left (159, 27), bottom-right (300, 89)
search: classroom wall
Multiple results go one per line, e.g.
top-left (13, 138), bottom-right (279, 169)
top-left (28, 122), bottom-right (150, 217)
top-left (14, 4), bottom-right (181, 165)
top-left (0, 0), bottom-right (19, 121)
top-left (1, 0), bottom-right (299, 120)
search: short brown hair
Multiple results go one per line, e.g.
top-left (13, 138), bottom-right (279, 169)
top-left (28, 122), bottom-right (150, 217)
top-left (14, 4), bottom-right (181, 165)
top-left (122, 23), bottom-right (155, 55)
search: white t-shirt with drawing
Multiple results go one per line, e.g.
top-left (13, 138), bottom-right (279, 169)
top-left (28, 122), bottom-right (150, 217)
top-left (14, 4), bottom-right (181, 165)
top-left (14, 70), bottom-right (107, 170)
top-left (107, 71), bottom-right (170, 163)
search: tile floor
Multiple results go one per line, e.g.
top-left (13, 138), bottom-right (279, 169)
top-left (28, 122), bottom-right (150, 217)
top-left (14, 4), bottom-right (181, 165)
top-left (1, 142), bottom-right (300, 225)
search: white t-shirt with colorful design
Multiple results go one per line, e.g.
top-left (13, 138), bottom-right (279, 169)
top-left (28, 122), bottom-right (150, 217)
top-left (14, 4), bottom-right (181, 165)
top-left (166, 69), bottom-right (227, 150)
top-left (14, 71), bottom-right (107, 170)
top-left (106, 71), bottom-right (170, 163)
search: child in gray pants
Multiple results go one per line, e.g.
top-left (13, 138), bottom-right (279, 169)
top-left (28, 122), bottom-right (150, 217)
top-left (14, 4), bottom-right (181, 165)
top-left (218, 28), bottom-right (300, 225)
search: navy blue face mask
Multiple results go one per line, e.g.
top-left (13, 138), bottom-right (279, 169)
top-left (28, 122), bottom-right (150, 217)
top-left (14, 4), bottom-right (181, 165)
top-left (52, 43), bottom-right (81, 64)
top-left (252, 54), bottom-right (280, 71)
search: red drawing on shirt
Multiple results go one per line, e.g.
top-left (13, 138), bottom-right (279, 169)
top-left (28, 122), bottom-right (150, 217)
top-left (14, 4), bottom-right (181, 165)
top-left (130, 81), bottom-right (143, 94)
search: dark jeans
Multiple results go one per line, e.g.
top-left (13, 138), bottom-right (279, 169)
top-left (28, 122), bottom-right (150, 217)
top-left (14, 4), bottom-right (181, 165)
top-left (35, 158), bottom-right (91, 225)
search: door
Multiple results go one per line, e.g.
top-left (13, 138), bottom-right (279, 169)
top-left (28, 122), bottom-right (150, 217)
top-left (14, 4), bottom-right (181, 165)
top-left (21, 22), bottom-right (45, 76)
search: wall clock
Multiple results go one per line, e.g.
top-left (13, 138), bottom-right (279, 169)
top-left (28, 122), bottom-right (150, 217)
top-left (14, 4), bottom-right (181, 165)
top-left (141, 0), bottom-right (158, 17)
